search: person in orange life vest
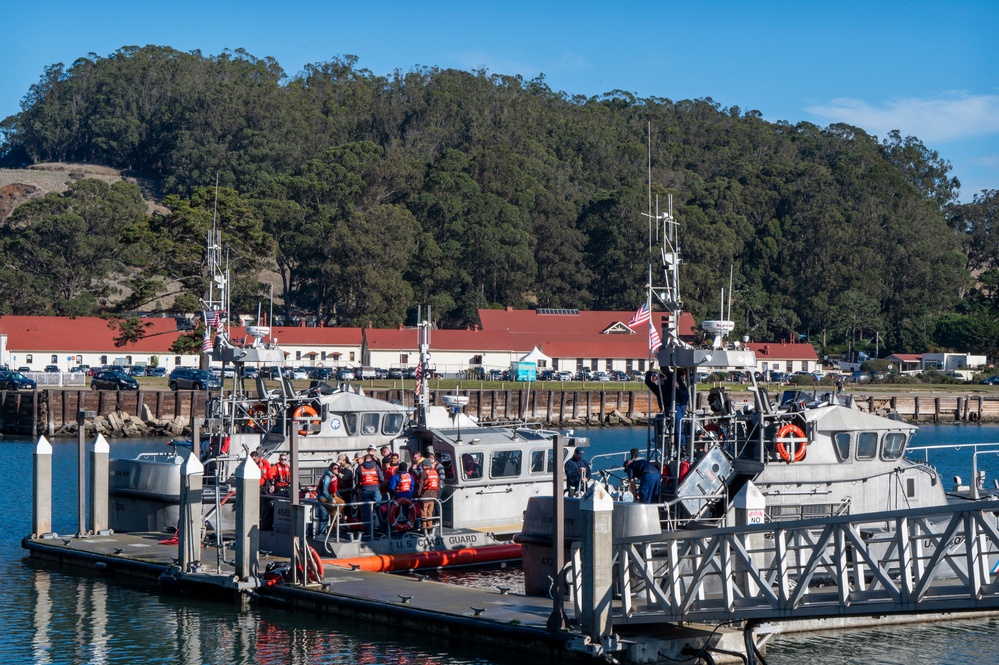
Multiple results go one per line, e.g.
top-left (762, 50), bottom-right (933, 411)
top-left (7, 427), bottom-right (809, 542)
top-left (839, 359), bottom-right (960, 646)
top-left (388, 462), bottom-right (413, 499)
top-left (381, 452), bottom-right (401, 491)
top-left (271, 454), bottom-right (291, 493)
top-left (356, 453), bottom-right (384, 528)
top-left (426, 452), bottom-right (446, 479)
top-left (249, 451), bottom-right (272, 489)
top-left (416, 458), bottom-right (440, 528)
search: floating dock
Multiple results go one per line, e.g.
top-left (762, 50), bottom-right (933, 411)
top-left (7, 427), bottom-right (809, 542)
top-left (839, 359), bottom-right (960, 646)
top-left (22, 531), bottom-right (749, 664)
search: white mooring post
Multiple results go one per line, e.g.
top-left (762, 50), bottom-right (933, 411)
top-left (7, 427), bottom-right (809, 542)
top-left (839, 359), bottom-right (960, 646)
top-left (580, 482), bottom-right (614, 642)
top-left (87, 434), bottom-right (110, 535)
top-left (178, 451), bottom-right (204, 572)
top-left (33, 436), bottom-right (53, 538)
top-left (234, 453), bottom-right (260, 581)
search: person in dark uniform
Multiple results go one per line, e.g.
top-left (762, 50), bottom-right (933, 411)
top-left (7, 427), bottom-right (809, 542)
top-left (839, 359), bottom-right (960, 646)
top-left (625, 457), bottom-right (662, 504)
top-left (564, 448), bottom-right (591, 495)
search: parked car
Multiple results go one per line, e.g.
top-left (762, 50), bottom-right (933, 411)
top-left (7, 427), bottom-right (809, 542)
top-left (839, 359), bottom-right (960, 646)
top-left (91, 371), bottom-right (139, 391)
top-left (387, 368), bottom-right (403, 379)
top-left (16, 366), bottom-right (30, 374)
top-left (128, 366), bottom-right (147, 377)
top-left (556, 370), bottom-right (574, 381)
top-left (592, 371), bottom-right (611, 381)
top-left (289, 368), bottom-right (309, 380)
top-left (108, 365), bottom-right (129, 375)
top-left (145, 366), bottom-right (167, 377)
top-left (310, 367), bottom-right (333, 380)
top-left (168, 368), bottom-right (222, 391)
top-left (44, 365), bottom-right (61, 373)
top-left (241, 366), bottom-right (260, 379)
top-left (336, 367), bottom-right (356, 381)
top-left (0, 370), bottom-right (36, 390)
top-left (980, 375), bottom-right (999, 385)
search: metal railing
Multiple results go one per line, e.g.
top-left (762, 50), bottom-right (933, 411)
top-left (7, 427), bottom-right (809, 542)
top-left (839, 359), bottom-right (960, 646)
top-left (569, 499), bottom-right (999, 625)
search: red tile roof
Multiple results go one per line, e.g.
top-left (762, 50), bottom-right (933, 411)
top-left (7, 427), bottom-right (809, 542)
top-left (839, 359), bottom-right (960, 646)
top-left (0, 316), bottom-right (187, 352)
top-left (478, 308), bottom-right (697, 337)
top-left (745, 342), bottom-right (819, 361)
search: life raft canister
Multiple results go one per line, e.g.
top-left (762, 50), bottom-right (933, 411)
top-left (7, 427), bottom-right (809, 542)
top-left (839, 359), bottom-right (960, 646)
top-left (776, 423), bottom-right (807, 463)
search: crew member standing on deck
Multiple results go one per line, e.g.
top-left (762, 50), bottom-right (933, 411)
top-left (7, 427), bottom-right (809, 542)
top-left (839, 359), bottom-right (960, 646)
top-left (271, 454), bottom-right (291, 494)
top-left (356, 453), bottom-right (384, 529)
top-left (624, 456), bottom-right (662, 504)
top-left (388, 462), bottom-right (413, 500)
top-left (564, 448), bottom-right (591, 495)
top-left (249, 451), bottom-right (272, 490)
top-left (416, 458), bottom-right (440, 530)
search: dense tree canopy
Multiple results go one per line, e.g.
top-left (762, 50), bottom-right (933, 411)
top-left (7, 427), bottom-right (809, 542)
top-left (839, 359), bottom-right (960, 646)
top-left (0, 46), bottom-right (995, 358)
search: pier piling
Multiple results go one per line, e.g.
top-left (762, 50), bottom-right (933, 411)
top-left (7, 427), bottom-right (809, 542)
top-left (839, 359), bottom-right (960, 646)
top-left (178, 451), bottom-right (204, 571)
top-left (32, 436), bottom-right (52, 537)
top-left (580, 482), bottom-right (614, 642)
top-left (87, 434), bottom-right (110, 535)
top-left (234, 453), bottom-right (260, 581)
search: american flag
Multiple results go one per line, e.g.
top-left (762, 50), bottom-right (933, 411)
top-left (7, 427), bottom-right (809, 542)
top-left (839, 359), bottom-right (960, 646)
top-left (212, 310), bottom-right (224, 334)
top-left (201, 330), bottom-right (213, 353)
top-left (628, 302), bottom-right (651, 328)
top-left (414, 362), bottom-right (424, 395)
top-left (648, 320), bottom-right (662, 351)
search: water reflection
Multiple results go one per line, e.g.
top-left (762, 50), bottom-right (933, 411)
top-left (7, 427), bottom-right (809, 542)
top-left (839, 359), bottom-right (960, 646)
top-left (16, 560), bottom-right (525, 665)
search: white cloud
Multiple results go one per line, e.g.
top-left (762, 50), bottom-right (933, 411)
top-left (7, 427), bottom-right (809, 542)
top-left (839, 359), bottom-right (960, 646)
top-left (805, 94), bottom-right (999, 143)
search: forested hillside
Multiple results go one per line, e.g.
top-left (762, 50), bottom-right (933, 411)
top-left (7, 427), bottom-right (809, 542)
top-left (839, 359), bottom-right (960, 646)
top-left (1, 46), bottom-right (997, 358)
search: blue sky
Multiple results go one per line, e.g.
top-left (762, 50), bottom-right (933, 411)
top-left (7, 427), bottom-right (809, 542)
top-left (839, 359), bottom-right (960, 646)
top-left (3, 0), bottom-right (996, 201)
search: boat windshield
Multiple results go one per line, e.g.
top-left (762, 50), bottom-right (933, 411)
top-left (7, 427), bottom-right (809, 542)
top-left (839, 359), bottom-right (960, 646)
top-left (382, 413), bottom-right (404, 435)
top-left (343, 413), bottom-right (357, 435)
top-left (490, 450), bottom-right (522, 478)
top-left (883, 432), bottom-right (906, 459)
top-left (361, 413), bottom-right (379, 435)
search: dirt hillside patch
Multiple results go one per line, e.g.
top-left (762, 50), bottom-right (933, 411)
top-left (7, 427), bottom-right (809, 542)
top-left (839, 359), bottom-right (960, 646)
top-left (0, 163), bottom-right (165, 221)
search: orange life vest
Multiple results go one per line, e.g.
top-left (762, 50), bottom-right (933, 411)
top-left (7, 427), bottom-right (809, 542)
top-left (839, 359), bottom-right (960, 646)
top-left (395, 472), bottom-right (412, 493)
top-left (421, 467), bottom-right (440, 492)
top-left (359, 465), bottom-right (379, 487)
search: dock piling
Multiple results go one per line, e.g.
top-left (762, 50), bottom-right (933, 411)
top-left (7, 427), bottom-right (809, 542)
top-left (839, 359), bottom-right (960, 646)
top-left (234, 452), bottom-right (260, 581)
top-left (87, 434), bottom-right (110, 535)
top-left (580, 482), bottom-right (614, 643)
top-left (32, 436), bottom-right (52, 537)
top-left (178, 451), bottom-right (204, 571)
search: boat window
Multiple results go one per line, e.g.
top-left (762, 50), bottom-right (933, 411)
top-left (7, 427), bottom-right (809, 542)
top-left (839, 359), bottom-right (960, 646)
top-left (490, 450), bottom-right (523, 478)
top-left (382, 413), bottom-right (404, 435)
top-left (361, 413), bottom-right (379, 435)
top-left (530, 450), bottom-right (546, 474)
top-left (856, 432), bottom-right (878, 460)
top-left (882, 432), bottom-right (906, 460)
top-left (438, 452), bottom-right (456, 481)
top-left (343, 413), bottom-right (358, 435)
top-left (833, 433), bottom-right (851, 461)
top-left (461, 452), bottom-right (483, 480)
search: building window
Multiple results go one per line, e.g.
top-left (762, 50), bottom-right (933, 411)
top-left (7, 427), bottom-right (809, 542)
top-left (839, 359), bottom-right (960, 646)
top-left (76, 355), bottom-right (83, 364)
top-left (591, 358), bottom-right (598, 371)
top-left (626, 359), bottom-right (633, 372)
top-left (606, 358), bottom-right (613, 371)
top-left (295, 350), bottom-right (302, 361)
top-left (99, 355), bottom-right (107, 365)
top-left (50, 354), bottom-right (58, 363)
top-left (321, 351), bottom-right (327, 361)
top-left (349, 352), bottom-right (355, 362)
top-left (175, 356), bottom-right (182, 365)
top-left (26, 354), bottom-right (33, 363)
top-left (552, 358), bottom-right (559, 370)
top-left (400, 354), bottom-right (409, 364)
top-left (576, 359), bottom-right (583, 371)
top-left (471, 355), bottom-right (483, 365)
top-left (638, 359), bottom-right (645, 372)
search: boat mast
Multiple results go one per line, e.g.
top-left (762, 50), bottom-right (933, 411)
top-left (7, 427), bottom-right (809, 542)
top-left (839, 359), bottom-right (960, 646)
top-left (416, 306), bottom-right (432, 428)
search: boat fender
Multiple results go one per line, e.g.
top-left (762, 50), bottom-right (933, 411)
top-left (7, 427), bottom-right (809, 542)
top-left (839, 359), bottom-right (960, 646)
top-left (776, 423), bottom-right (807, 463)
top-left (388, 498), bottom-right (419, 532)
top-left (292, 405), bottom-right (320, 437)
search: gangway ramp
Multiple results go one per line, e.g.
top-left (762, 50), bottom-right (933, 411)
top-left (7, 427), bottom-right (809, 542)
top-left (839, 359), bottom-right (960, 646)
top-left (568, 500), bottom-right (999, 625)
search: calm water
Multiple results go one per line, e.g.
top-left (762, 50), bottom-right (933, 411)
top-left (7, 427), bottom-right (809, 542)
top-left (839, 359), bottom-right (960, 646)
top-left (1, 425), bottom-right (998, 664)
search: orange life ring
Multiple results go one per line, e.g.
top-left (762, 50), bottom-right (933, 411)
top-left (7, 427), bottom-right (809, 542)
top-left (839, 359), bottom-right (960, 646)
top-left (247, 403), bottom-right (269, 431)
top-left (296, 545), bottom-right (325, 583)
top-left (704, 423), bottom-right (724, 440)
top-left (388, 497), bottom-right (419, 532)
top-left (776, 423), bottom-right (807, 462)
top-left (293, 404), bottom-right (320, 436)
